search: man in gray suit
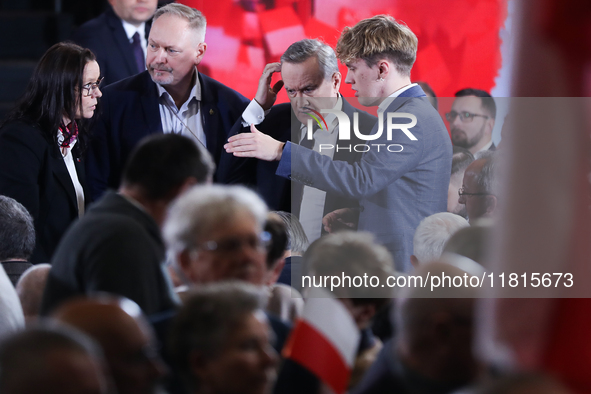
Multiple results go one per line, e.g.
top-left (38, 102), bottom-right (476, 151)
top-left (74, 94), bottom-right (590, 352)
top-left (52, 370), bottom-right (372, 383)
top-left (225, 16), bottom-right (451, 272)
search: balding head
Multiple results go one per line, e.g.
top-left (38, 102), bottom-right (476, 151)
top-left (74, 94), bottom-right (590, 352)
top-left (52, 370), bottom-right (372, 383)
top-left (52, 297), bottom-right (166, 394)
top-left (16, 263), bottom-right (51, 325)
top-left (0, 325), bottom-right (109, 394)
top-left (394, 261), bottom-right (481, 388)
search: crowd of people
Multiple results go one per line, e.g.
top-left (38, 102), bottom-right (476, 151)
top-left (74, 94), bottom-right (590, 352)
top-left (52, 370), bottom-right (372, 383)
top-left (0, 1), bottom-right (570, 394)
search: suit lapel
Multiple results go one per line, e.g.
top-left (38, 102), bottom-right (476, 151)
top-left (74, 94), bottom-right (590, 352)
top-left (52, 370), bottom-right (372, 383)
top-left (198, 73), bottom-right (221, 161)
top-left (140, 73), bottom-right (163, 135)
top-left (105, 7), bottom-right (138, 75)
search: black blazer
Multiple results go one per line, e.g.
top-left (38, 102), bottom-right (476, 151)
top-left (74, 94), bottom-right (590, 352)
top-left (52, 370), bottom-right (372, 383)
top-left (0, 120), bottom-right (88, 263)
top-left (86, 70), bottom-right (251, 201)
top-left (72, 6), bottom-right (150, 86)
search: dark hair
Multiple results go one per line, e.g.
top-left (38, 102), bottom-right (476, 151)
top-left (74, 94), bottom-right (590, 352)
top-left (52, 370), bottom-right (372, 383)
top-left (264, 213), bottom-right (288, 269)
top-left (3, 42), bottom-right (97, 152)
top-left (121, 134), bottom-right (215, 200)
top-left (0, 196), bottom-right (35, 261)
top-left (455, 88), bottom-right (496, 120)
top-left (451, 146), bottom-right (475, 176)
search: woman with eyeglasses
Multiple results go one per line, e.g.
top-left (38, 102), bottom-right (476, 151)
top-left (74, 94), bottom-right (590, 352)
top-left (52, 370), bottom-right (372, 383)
top-left (0, 42), bottom-right (103, 263)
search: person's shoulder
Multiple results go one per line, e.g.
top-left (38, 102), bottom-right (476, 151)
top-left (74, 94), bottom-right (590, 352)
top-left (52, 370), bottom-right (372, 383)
top-left (0, 120), bottom-right (48, 146)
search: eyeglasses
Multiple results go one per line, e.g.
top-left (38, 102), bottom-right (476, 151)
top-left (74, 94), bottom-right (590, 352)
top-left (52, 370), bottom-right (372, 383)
top-left (197, 231), bottom-right (272, 255)
top-left (82, 77), bottom-right (103, 97)
top-left (445, 111), bottom-right (489, 123)
top-left (458, 186), bottom-right (494, 197)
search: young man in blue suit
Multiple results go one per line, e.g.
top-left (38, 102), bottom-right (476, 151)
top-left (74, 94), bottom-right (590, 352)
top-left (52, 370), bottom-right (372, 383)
top-left (73, 0), bottom-right (158, 86)
top-left (225, 16), bottom-right (452, 272)
top-left (86, 3), bottom-right (258, 201)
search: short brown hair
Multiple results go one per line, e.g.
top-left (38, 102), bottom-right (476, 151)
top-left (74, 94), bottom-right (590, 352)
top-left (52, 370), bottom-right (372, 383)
top-left (336, 15), bottom-right (418, 76)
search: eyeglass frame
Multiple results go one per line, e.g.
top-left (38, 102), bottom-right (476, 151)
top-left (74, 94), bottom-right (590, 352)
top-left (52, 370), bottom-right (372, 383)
top-left (193, 231), bottom-right (272, 256)
top-left (82, 77), bottom-right (104, 97)
top-left (445, 111), bottom-right (489, 123)
top-left (458, 186), bottom-right (494, 198)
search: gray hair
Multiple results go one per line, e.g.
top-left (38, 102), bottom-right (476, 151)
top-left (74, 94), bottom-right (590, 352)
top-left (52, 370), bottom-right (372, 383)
top-left (451, 146), bottom-right (474, 177)
top-left (0, 324), bottom-right (105, 393)
top-left (0, 196), bottom-right (35, 261)
top-left (153, 3), bottom-right (207, 42)
top-left (163, 185), bottom-right (268, 254)
top-left (281, 39), bottom-right (339, 81)
top-left (170, 282), bottom-right (266, 391)
top-left (303, 231), bottom-right (394, 301)
top-left (473, 151), bottom-right (498, 194)
top-left (413, 212), bottom-right (469, 264)
top-left (274, 211), bottom-right (308, 255)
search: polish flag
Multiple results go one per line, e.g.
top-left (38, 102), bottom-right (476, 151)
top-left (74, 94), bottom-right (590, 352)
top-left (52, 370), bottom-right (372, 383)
top-left (477, 0), bottom-right (591, 392)
top-left (282, 288), bottom-right (360, 394)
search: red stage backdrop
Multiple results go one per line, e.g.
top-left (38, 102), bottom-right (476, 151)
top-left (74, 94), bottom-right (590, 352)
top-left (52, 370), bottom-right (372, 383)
top-left (179, 0), bottom-right (508, 103)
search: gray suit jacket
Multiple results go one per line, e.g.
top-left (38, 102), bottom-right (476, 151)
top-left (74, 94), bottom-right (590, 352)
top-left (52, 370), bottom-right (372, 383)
top-left (276, 86), bottom-right (452, 271)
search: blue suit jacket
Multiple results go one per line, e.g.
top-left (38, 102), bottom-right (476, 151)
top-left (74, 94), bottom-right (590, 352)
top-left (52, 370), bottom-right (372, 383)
top-left (86, 70), bottom-right (250, 200)
top-left (72, 7), bottom-right (149, 87)
top-left (277, 86), bottom-right (452, 271)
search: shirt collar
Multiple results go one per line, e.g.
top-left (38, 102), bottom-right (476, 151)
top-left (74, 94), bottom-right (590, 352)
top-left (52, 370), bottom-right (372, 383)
top-left (378, 83), bottom-right (418, 113)
top-left (156, 68), bottom-right (202, 107)
top-left (121, 20), bottom-right (146, 42)
top-left (476, 139), bottom-right (494, 153)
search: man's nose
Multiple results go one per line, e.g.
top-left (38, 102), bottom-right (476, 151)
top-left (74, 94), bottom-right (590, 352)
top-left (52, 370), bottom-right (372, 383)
top-left (154, 48), bottom-right (167, 63)
top-left (344, 70), bottom-right (353, 84)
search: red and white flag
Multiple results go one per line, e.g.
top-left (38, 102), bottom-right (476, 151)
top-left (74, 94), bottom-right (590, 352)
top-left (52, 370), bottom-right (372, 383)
top-left (282, 288), bottom-right (360, 394)
top-left (477, 0), bottom-right (591, 392)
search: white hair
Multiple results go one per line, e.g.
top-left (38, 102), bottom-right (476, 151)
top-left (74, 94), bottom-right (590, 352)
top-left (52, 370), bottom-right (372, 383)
top-left (413, 212), bottom-right (469, 264)
top-left (163, 185), bottom-right (268, 254)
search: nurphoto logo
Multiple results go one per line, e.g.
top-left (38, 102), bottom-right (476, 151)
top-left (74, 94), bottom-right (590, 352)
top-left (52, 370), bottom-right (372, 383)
top-left (304, 109), bottom-right (418, 153)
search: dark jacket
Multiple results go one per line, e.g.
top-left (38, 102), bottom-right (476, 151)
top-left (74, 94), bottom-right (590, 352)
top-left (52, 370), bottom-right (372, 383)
top-left (72, 6), bottom-right (151, 86)
top-left (0, 120), bottom-right (88, 263)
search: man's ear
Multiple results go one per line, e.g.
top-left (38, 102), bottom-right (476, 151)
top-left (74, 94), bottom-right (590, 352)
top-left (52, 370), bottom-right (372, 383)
top-left (377, 60), bottom-right (391, 80)
top-left (485, 117), bottom-right (495, 135)
top-left (332, 71), bottom-right (342, 93)
top-left (410, 254), bottom-right (419, 269)
top-left (195, 42), bottom-right (207, 65)
top-left (178, 250), bottom-right (195, 282)
top-left (189, 350), bottom-right (210, 382)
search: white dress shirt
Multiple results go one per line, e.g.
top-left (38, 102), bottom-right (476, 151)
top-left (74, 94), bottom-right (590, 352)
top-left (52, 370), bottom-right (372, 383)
top-left (156, 73), bottom-right (208, 149)
top-left (298, 96), bottom-right (343, 242)
top-left (57, 131), bottom-right (85, 217)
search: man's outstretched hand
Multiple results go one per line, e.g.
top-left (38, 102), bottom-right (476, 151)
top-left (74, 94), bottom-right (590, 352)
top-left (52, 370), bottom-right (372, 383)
top-left (224, 124), bottom-right (284, 161)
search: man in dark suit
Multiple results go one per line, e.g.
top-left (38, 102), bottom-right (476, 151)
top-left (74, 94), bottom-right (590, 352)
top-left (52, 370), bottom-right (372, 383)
top-left (72, 0), bottom-right (158, 86)
top-left (226, 18), bottom-right (452, 271)
top-left (41, 134), bottom-right (214, 316)
top-left (446, 88), bottom-right (497, 155)
top-left (86, 3), bottom-right (252, 201)
top-left (220, 39), bottom-right (376, 240)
